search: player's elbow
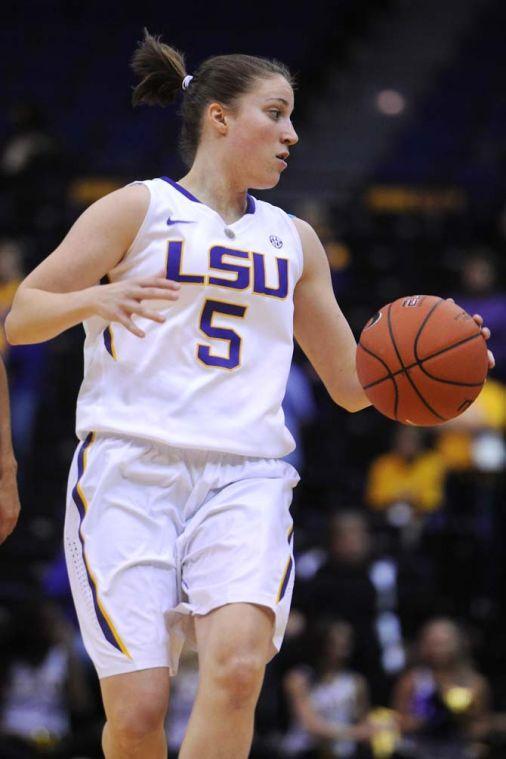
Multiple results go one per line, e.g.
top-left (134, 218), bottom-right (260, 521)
top-left (348, 401), bottom-right (369, 413)
top-left (341, 398), bottom-right (370, 413)
top-left (4, 312), bottom-right (20, 345)
top-left (4, 309), bottom-right (34, 345)
top-left (330, 388), bottom-right (370, 413)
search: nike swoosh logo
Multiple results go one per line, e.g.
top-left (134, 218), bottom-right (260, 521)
top-left (166, 217), bottom-right (195, 226)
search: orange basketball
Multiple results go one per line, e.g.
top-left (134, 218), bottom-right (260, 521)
top-left (356, 295), bottom-right (489, 425)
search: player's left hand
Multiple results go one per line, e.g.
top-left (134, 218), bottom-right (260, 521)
top-left (472, 313), bottom-right (495, 370)
top-left (0, 458), bottom-right (21, 543)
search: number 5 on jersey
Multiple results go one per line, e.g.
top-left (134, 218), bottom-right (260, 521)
top-left (197, 300), bottom-right (247, 370)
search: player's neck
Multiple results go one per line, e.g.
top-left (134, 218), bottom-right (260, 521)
top-left (178, 160), bottom-right (249, 225)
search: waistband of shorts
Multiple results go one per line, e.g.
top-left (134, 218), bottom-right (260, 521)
top-left (77, 430), bottom-right (295, 471)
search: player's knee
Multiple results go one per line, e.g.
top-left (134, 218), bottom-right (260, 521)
top-left (212, 653), bottom-right (265, 708)
top-left (107, 696), bottom-right (166, 746)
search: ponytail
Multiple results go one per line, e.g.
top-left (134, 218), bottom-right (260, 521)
top-left (131, 29), bottom-right (187, 107)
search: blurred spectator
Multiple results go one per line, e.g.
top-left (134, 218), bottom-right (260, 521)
top-left (253, 609), bottom-right (311, 757)
top-left (392, 618), bottom-right (491, 759)
top-left (1, 104), bottom-right (56, 178)
top-left (281, 619), bottom-right (373, 758)
top-left (365, 427), bottom-right (446, 543)
top-left (0, 597), bottom-right (93, 758)
top-left (0, 103), bottom-right (65, 238)
top-left (436, 379), bottom-right (506, 474)
top-left (297, 511), bottom-right (403, 703)
top-left (456, 252), bottom-right (506, 382)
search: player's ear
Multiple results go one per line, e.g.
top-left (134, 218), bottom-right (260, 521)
top-left (207, 102), bottom-right (229, 136)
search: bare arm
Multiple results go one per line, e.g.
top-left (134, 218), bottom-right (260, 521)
top-left (5, 184), bottom-right (180, 345)
top-left (292, 217), bottom-right (369, 412)
top-left (0, 354), bottom-right (20, 543)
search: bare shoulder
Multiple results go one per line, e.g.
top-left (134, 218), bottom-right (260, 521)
top-left (81, 182), bottom-right (150, 230)
top-left (101, 182), bottom-right (150, 210)
top-left (291, 216), bottom-right (321, 248)
top-left (50, 182), bottom-right (150, 250)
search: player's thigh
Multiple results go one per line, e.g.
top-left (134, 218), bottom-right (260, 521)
top-left (181, 469), bottom-right (296, 659)
top-left (65, 434), bottom-right (186, 677)
top-left (100, 667), bottom-right (171, 733)
top-left (195, 602), bottom-right (275, 673)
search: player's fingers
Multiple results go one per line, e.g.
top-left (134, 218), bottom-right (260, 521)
top-left (446, 297), bottom-right (455, 303)
top-left (113, 311), bottom-right (145, 338)
top-left (138, 277), bottom-right (180, 290)
top-left (134, 287), bottom-right (180, 301)
top-left (140, 310), bottom-right (166, 323)
top-left (481, 326), bottom-right (491, 340)
top-left (488, 350), bottom-right (495, 370)
top-left (472, 313), bottom-right (484, 326)
top-left (123, 300), bottom-right (166, 323)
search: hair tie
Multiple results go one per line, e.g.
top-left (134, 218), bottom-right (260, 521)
top-left (182, 75), bottom-right (194, 91)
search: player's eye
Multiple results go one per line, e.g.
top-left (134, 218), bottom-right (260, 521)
top-left (269, 109), bottom-right (282, 120)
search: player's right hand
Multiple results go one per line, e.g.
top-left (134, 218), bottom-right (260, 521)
top-left (87, 274), bottom-right (180, 337)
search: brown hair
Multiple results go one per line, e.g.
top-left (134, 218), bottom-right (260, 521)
top-left (131, 29), bottom-right (295, 167)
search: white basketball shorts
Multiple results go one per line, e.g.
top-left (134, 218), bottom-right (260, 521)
top-left (64, 433), bottom-right (299, 679)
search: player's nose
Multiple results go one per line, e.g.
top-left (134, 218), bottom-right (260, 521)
top-left (282, 122), bottom-right (299, 147)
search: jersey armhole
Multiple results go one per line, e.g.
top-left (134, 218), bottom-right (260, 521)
top-left (120, 180), bottom-right (154, 261)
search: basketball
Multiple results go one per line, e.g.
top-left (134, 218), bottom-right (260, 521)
top-left (356, 295), bottom-right (489, 426)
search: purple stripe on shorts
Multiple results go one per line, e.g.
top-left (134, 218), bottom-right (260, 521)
top-left (278, 557), bottom-right (293, 602)
top-left (278, 525), bottom-right (294, 602)
top-left (72, 433), bottom-right (124, 654)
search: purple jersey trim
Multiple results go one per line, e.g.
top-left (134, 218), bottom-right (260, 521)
top-left (161, 176), bottom-right (202, 203)
top-left (160, 176), bottom-right (255, 214)
top-left (245, 194), bottom-right (255, 214)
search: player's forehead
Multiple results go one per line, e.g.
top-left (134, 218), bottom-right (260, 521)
top-left (247, 74), bottom-right (295, 110)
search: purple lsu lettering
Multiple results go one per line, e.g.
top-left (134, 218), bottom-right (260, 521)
top-left (166, 241), bottom-right (289, 299)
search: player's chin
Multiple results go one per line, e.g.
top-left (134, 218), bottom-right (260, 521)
top-left (251, 171), bottom-right (283, 191)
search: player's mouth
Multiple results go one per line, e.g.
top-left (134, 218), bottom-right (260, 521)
top-left (276, 151), bottom-right (289, 169)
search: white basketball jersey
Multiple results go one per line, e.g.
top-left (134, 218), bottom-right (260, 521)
top-left (75, 177), bottom-right (303, 458)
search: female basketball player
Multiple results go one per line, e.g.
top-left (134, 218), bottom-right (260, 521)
top-left (5, 31), bottom-right (494, 759)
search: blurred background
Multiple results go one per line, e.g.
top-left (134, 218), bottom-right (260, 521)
top-left (0, 0), bottom-right (505, 757)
